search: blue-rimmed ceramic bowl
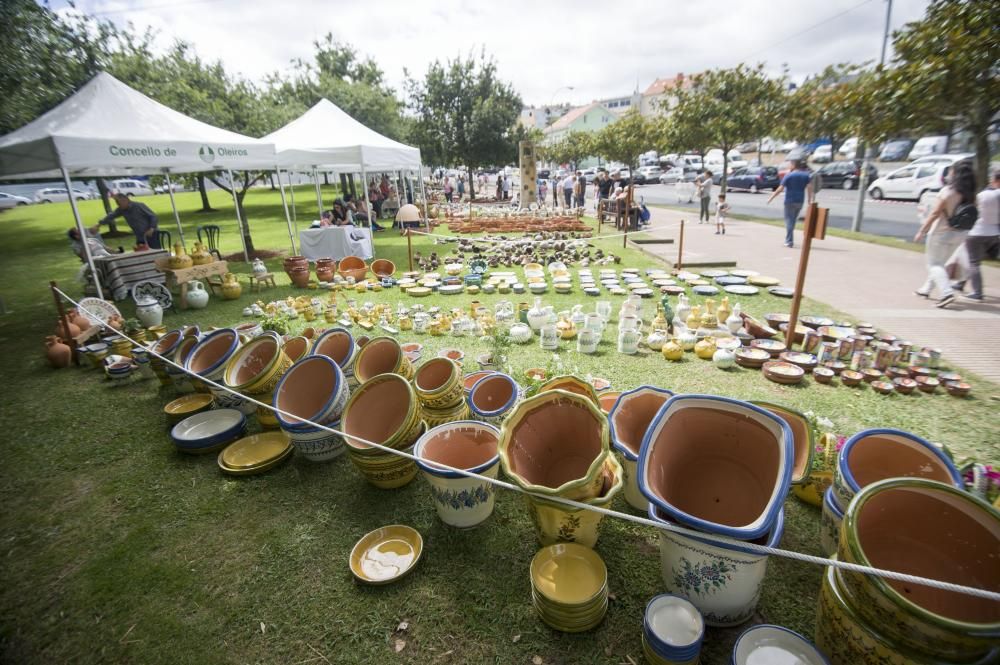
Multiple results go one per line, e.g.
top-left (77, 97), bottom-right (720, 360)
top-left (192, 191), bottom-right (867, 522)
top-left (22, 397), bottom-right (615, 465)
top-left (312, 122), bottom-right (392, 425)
top-left (273, 355), bottom-right (348, 431)
top-left (644, 594), bottom-right (704, 662)
top-left (731, 624), bottom-right (830, 665)
top-left (468, 372), bottom-right (520, 426)
top-left (609, 386), bottom-right (675, 512)
top-left (170, 408), bottom-right (246, 453)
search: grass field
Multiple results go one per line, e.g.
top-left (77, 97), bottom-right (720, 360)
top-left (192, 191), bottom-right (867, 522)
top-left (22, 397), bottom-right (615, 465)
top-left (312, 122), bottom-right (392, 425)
top-left (1, 187), bottom-right (996, 664)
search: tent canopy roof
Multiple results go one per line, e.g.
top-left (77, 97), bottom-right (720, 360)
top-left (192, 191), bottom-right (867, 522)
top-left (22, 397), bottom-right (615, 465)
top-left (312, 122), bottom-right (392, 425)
top-left (263, 98), bottom-right (421, 171)
top-left (0, 72), bottom-right (275, 179)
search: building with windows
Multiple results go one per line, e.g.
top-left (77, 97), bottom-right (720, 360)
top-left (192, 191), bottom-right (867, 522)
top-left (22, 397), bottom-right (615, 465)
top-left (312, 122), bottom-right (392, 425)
top-left (542, 102), bottom-right (616, 144)
top-left (640, 74), bottom-right (688, 117)
top-left (596, 92), bottom-right (642, 116)
top-left (519, 104), bottom-right (571, 130)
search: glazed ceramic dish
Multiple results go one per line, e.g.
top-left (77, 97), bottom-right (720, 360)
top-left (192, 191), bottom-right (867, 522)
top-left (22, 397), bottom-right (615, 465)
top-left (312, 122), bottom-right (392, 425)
top-left (778, 351), bottom-right (817, 373)
top-left (750, 338), bottom-right (786, 357)
top-left (747, 275), bottom-right (780, 287)
top-left (644, 594), bottom-right (704, 663)
top-left (218, 431), bottom-right (293, 476)
top-left (530, 542), bottom-right (607, 605)
top-left (349, 525), bottom-right (423, 584)
top-left (163, 393), bottom-right (214, 426)
top-left (762, 361), bottom-right (805, 385)
top-left (131, 280), bottom-right (172, 309)
top-left (732, 624), bottom-right (830, 665)
top-left (841, 369), bottom-right (864, 387)
top-left (768, 287), bottom-right (794, 298)
top-left (692, 285), bottom-right (719, 296)
top-left (813, 366), bottom-right (835, 384)
top-left (170, 408), bottom-right (247, 453)
top-left (723, 285), bottom-right (759, 296)
top-left (735, 347), bottom-right (771, 369)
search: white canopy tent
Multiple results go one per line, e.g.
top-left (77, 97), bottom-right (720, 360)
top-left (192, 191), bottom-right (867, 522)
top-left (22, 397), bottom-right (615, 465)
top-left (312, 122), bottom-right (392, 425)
top-left (262, 99), bottom-right (428, 244)
top-left (0, 72), bottom-right (277, 298)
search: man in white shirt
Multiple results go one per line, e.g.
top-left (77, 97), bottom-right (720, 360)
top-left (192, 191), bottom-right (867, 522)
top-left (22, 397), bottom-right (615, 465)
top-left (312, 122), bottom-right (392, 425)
top-left (963, 168), bottom-right (1000, 302)
top-left (561, 174), bottom-right (575, 208)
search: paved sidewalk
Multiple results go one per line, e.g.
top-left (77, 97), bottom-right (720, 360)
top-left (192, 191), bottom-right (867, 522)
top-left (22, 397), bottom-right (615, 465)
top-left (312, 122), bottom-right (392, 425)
top-left (634, 207), bottom-right (1000, 383)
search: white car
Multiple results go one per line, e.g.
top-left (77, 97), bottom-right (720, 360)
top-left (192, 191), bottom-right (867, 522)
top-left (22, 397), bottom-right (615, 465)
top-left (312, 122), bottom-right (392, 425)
top-left (659, 167), bottom-right (691, 184)
top-left (867, 162), bottom-right (944, 201)
top-left (638, 166), bottom-right (663, 182)
top-left (839, 137), bottom-right (859, 159)
top-left (0, 192), bottom-right (31, 209)
top-left (811, 145), bottom-right (833, 163)
top-left (910, 152), bottom-right (974, 167)
top-left (908, 136), bottom-right (948, 161)
top-left (154, 182), bottom-right (185, 194)
top-left (110, 179), bottom-right (154, 197)
top-left (34, 187), bottom-right (90, 203)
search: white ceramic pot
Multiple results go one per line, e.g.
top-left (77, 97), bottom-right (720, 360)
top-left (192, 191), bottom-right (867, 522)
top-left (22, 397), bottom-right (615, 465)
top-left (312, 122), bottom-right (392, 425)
top-left (651, 506), bottom-right (785, 627)
top-left (677, 330), bottom-right (697, 351)
top-left (725, 304), bottom-right (743, 334)
top-left (576, 328), bottom-right (598, 354)
top-left (509, 322), bottom-right (532, 344)
top-left (527, 297), bottom-right (548, 331)
top-left (646, 329), bottom-right (667, 351)
top-left (713, 348), bottom-right (736, 369)
top-left (252, 258), bottom-right (268, 275)
top-left (414, 421), bottom-right (501, 528)
top-left (186, 280), bottom-right (209, 309)
top-left (539, 323), bottom-right (559, 351)
top-left (135, 297), bottom-right (163, 328)
top-left (820, 486), bottom-right (843, 557)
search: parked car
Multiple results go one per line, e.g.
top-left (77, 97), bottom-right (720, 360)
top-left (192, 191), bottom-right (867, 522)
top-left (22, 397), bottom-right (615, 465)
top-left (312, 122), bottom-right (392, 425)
top-left (659, 167), bottom-right (694, 185)
top-left (638, 166), bottom-right (662, 183)
top-left (725, 166), bottom-right (780, 193)
top-left (867, 162), bottom-right (944, 201)
top-left (811, 145), bottom-right (833, 163)
top-left (153, 182), bottom-right (184, 194)
top-left (0, 192), bottom-right (31, 209)
top-left (537, 169), bottom-right (551, 180)
top-left (878, 139), bottom-right (914, 162)
top-left (676, 155), bottom-right (703, 172)
top-left (908, 136), bottom-right (948, 161)
top-left (815, 161), bottom-right (878, 190)
top-left (34, 187), bottom-right (89, 203)
top-left (110, 178), bottom-right (154, 197)
top-left (777, 161), bottom-right (814, 180)
top-left (839, 137), bottom-right (859, 159)
top-left (910, 152), bottom-right (974, 167)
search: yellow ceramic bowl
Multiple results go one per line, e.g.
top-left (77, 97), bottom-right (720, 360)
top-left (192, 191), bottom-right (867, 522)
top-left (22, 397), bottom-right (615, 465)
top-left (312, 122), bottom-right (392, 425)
top-left (349, 525), bottom-right (423, 584)
top-left (217, 431), bottom-right (292, 476)
top-left (530, 542), bottom-right (608, 606)
top-left (164, 393), bottom-right (214, 426)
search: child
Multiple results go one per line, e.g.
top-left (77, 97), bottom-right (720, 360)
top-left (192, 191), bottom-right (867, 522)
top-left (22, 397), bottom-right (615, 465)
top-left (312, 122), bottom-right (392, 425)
top-left (716, 194), bottom-right (730, 235)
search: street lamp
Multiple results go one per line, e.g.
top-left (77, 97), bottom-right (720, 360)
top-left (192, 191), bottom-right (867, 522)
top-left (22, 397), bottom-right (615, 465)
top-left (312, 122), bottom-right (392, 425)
top-left (548, 85), bottom-right (575, 108)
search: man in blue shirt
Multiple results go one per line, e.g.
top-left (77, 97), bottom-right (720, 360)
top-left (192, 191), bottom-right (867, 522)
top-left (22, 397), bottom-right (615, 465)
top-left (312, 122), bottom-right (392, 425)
top-left (767, 160), bottom-right (814, 248)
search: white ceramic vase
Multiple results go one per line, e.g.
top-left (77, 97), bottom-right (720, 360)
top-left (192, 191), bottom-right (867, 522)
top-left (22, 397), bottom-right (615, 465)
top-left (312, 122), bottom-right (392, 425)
top-left (186, 280), bottom-right (209, 309)
top-left (136, 297), bottom-right (163, 328)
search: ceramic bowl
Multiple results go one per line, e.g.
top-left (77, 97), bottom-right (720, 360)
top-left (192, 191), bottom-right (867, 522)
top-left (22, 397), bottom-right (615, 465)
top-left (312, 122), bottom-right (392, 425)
top-left (840, 369), bottom-right (864, 387)
top-left (349, 525), bottom-right (423, 584)
top-left (164, 393), bottom-right (214, 427)
top-left (750, 338), bottom-right (786, 358)
top-left (823, 360), bottom-right (846, 375)
top-left (914, 375), bottom-right (939, 393)
top-left (778, 351), bottom-right (817, 373)
top-left (353, 336), bottom-right (412, 383)
top-left (170, 408), bottom-right (247, 453)
top-left (644, 594), bottom-right (704, 663)
top-left (938, 371), bottom-right (962, 383)
top-left (217, 431), bottom-right (293, 476)
top-left (945, 381), bottom-right (971, 397)
top-left (892, 377), bottom-right (917, 395)
top-left (731, 624), bottom-right (830, 665)
top-left (765, 312), bottom-right (790, 329)
top-left (885, 366), bottom-right (910, 380)
top-left (871, 380), bottom-right (895, 395)
top-left (908, 365), bottom-right (935, 379)
top-left (861, 368), bottom-right (883, 383)
top-left (734, 347), bottom-right (770, 369)
top-left (273, 355), bottom-right (348, 430)
top-left (762, 360), bottom-right (805, 385)
top-left (342, 373), bottom-right (421, 453)
top-left (638, 394), bottom-right (793, 541)
top-left (310, 327), bottom-right (356, 374)
top-left (438, 348), bottom-right (464, 364)
top-left (813, 366), bottom-right (835, 384)
top-left (530, 542), bottom-right (607, 606)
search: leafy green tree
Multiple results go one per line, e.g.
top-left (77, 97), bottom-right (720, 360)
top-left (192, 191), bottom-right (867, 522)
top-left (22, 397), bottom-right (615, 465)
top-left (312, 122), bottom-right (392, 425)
top-left (405, 51), bottom-right (523, 197)
top-left (591, 110), bottom-right (657, 175)
top-left (663, 65), bottom-right (785, 192)
top-left (541, 131), bottom-right (593, 170)
top-left (783, 64), bottom-right (865, 156)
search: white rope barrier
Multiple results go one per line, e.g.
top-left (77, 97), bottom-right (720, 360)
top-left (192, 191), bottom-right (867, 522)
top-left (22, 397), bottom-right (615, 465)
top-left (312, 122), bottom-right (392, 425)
top-left (56, 286), bottom-right (1000, 603)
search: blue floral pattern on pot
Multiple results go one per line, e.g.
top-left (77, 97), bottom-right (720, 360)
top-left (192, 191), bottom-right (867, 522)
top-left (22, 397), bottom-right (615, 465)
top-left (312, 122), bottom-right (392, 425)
top-left (430, 484), bottom-right (493, 511)
top-left (671, 557), bottom-right (734, 597)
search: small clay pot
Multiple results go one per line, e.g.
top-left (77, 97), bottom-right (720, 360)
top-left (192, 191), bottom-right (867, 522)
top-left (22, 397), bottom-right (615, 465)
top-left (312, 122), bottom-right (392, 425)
top-left (45, 335), bottom-right (72, 368)
top-left (273, 355), bottom-right (348, 429)
top-left (468, 373), bottom-right (520, 425)
top-left (341, 373), bottom-right (420, 452)
top-left (289, 266), bottom-right (310, 288)
top-left (414, 358), bottom-right (463, 410)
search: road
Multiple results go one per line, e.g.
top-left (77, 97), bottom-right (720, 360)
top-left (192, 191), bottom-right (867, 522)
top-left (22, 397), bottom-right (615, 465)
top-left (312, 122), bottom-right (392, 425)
top-left (636, 182), bottom-right (921, 241)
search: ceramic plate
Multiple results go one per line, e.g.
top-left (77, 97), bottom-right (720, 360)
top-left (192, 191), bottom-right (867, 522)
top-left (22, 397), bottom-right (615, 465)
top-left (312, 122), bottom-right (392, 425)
top-left (609, 288), bottom-right (628, 296)
top-left (349, 525), bottom-right (423, 585)
top-left (652, 279), bottom-right (677, 287)
top-left (800, 315), bottom-right (835, 328)
top-left (691, 285), bottom-right (719, 295)
top-left (763, 360), bottom-right (805, 384)
top-left (131, 280), bottom-right (172, 309)
top-left (530, 543), bottom-right (607, 605)
top-left (218, 431), bottom-right (293, 476)
top-left (676, 272), bottom-right (701, 282)
top-left (171, 408), bottom-right (246, 451)
top-left (164, 393), bottom-right (213, 421)
top-left (715, 275), bottom-right (747, 286)
top-left (660, 285), bottom-right (686, 295)
top-left (408, 287), bottom-right (431, 297)
top-left (748, 275), bottom-right (780, 287)
top-left (584, 287), bottom-right (600, 296)
top-left (77, 297), bottom-right (122, 325)
top-left (633, 288), bottom-right (654, 298)
top-left (700, 269), bottom-right (728, 278)
top-left (439, 285), bottom-right (464, 295)
top-left (768, 287), bottom-right (795, 298)
top-left (724, 285), bottom-right (759, 295)
top-left (687, 279), bottom-right (710, 286)
top-left (730, 269), bottom-right (759, 278)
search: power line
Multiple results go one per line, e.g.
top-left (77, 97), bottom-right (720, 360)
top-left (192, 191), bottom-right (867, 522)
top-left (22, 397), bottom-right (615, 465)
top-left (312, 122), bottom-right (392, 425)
top-left (737, 0), bottom-right (878, 62)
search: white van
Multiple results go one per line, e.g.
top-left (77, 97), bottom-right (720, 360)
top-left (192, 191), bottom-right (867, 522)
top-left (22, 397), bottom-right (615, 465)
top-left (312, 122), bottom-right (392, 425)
top-left (907, 136), bottom-right (948, 161)
top-left (110, 179), bottom-right (154, 197)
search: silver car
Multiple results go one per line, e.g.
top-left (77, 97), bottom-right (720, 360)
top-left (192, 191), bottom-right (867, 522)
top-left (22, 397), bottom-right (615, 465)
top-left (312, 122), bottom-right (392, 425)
top-left (0, 192), bottom-right (31, 209)
top-left (659, 167), bottom-right (694, 184)
top-left (34, 187), bottom-right (90, 203)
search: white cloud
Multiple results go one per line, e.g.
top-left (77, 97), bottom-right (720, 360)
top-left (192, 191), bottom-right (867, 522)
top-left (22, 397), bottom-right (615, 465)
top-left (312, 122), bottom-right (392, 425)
top-left (64, 0), bottom-right (931, 107)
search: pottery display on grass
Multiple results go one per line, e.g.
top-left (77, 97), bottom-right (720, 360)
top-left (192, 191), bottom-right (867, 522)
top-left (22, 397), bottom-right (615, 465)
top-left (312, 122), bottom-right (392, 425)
top-left (713, 347), bottom-right (736, 369)
top-left (224, 332), bottom-right (293, 428)
top-left (135, 296), bottom-right (163, 328)
top-left (646, 329), bottom-right (668, 351)
top-left (498, 389), bottom-right (609, 502)
top-left (342, 373), bottom-right (423, 453)
top-left (220, 273), bottom-right (242, 300)
top-left (315, 257), bottom-right (335, 282)
top-left (526, 455), bottom-right (623, 548)
top-left (310, 327), bottom-right (357, 385)
top-left (185, 328), bottom-right (248, 411)
top-left (54, 318), bottom-right (80, 341)
top-left (638, 395), bottom-right (793, 541)
top-left (185, 280), bottom-right (209, 309)
top-left (732, 625), bottom-right (829, 665)
top-left (274, 355), bottom-right (349, 430)
top-left (413, 358), bottom-right (464, 410)
top-left (694, 337), bottom-right (716, 360)
top-left (163, 393), bottom-right (214, 427)
top-left (352, 336), bottom-right (413, 383)
top-left (468, 372), bottom-right (520, 426)
top-left (414, 421), bottom-right (500, 528)
top-left (45, 335), bottom-right (72, 368)
top-left (509, 322), bottom-right (532, 344)
top-left (826, 478), bottom-right (1000, 663)
top-left (168, 242), bottom-right (193, 270)
top-left (832, 428), bottom-right (962, 512)
top-left (609, 386), bottom-right (674, 512)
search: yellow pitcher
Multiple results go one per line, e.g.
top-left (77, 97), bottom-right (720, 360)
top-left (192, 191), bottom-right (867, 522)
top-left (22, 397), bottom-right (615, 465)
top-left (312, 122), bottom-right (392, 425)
top-left (168, 242), bottom-right (193, 270)
top-left (191, 241), bottom-right (213, 266)
top-left (221, 273), bottom-right (242, 300)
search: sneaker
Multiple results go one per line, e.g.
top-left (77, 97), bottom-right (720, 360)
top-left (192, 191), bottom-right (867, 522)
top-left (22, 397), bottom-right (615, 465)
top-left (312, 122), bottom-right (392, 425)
top-left (914, 290), bottom-right (930, 298)
top-left (962, 293), bottom-right (984, 302)
top-left (935, 294), bottom-right (956, 309)
top-left (951, 280), bottom-right (966, 292)
top-left (715, 231), bottom-right (720, 235)
top-left (784, 242), bottom-right (793, 248)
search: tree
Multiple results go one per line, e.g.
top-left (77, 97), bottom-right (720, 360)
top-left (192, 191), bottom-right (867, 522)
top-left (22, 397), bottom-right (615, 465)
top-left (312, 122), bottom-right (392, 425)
top-left (541, 131), bottom-right (593, 170)
top-left (886, 0), bottom-right (1000, 184)
top-left (405, 51), bottom-right (523, 197)
top-left (783, 64), bottom-right (865, 157)
top-left (591, 110), bottom-right (657, 175)
top-left (662, 65), bottom-right (785, 192)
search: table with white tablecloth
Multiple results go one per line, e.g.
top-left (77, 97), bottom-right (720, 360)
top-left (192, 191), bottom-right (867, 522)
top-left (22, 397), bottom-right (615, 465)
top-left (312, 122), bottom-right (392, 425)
top-left (298, 227), bottom-right (373, 261)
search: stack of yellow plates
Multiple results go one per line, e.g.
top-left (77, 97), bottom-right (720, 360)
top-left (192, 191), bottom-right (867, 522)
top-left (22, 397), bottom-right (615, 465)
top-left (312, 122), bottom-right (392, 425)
top-left (530, 543), bottom-right (608, 632)
top-left (217, 431), bottom-right (293, 476)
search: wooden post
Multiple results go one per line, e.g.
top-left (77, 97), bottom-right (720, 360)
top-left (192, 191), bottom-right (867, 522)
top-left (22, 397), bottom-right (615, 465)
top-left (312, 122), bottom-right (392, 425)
top-left (677, 219), bottom-right (685, 272)
top-left (785, 203), bottom-right (821, 348)
top-left (406, 229), bottom-right (413, 272)
top-left (623, 186), bottom-right (632, 249)
top-left (51, 281), bottom-right (79, 365)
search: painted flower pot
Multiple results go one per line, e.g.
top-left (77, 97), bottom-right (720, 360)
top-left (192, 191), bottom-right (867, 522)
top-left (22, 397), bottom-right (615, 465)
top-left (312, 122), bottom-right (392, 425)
top-left (468, 372), bottom-right (520, 426)
top-left (638, 395), bottom-right (793, 541)
top-left (168, 335), bottom-right (200, 394)
top-left (413, 357), bottom-right (464, 410)
top-left (310, 327), bottom-right (356, 385)
top-left (525, 455), bottom-right (623, 548)
top-left (649, 503), bottom-right (785, 627)
top-left (749, 401), bottom-right (815, 485)
top-left (423, 400), bottom-right (471, 429)
top-left (415, 421), bottom-right (500, 528)
top-left (608, 386), bottom-right (675, 512)
top-left (149, 328), bottom-right (183, 386)
top-left (820, 486), bottom-right (844, 557)
top-left (462, 370), bottom-right (495, 398)
top-left (273, 355), bottom-right (349, 434)
top-left (341, 373), bottom-right (422, 454)
top-left (287, 419), bottom-right (345, 462)
top-left (224, 332), bottom-right (293, 428)
top-left (792, 470), bottom-right (833, 508)
top-left (833, 428), bottom-right (962, 512)
top-left (836, 479), bottom-right (1000, 661)
top-left (538, 375), bottom-right (599, 406)
top-left (352, 336), bottom-right (413, 383)
top-left (185, 328), bottom-right (244, 406)
top-left (498, 389), bottom-right (609, 502)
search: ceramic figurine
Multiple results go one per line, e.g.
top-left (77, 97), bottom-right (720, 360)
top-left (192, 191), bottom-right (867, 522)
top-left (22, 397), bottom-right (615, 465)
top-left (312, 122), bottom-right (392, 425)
top-left (662, 338), bottom-right (684, 361)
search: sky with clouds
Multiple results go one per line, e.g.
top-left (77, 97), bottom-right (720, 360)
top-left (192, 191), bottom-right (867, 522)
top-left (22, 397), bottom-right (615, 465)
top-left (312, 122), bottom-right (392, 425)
top-left (55, 0), bottom-right (931, 107)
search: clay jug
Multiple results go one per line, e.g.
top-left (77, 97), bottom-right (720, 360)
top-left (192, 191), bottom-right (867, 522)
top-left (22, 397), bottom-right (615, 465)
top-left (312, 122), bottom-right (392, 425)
top-left (685, 304), bottom-right (702, 331)
top-left (251, 258), bottom-right (268, 276)
top-left (662, 338), bottom-right (684, 361)
top-left (221, 273), bottom-right (242, 300)
top-left (67, 308), bottom-right (92, 333)
top-left (695, 337), bottom-right (717, 360)
top-left (191, 241), bottom-right (213, 265)
top-left (55, 318), bottom-right (80, 340)
top-left (46, 336), bottom-right (72, 368)
top-left (169, 242), bottom-right (193, 270)
top-left (726, 303), bottom-right (743, 334)
top-left (717, 296), bottom-right (731, 325)
top-left (646, 329), bottom-right (667, 351)
top-left (186, 281), bottom-right (209, 309)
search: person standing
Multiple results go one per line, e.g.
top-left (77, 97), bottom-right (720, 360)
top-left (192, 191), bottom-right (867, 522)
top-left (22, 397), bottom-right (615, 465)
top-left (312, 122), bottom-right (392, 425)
top-left (696, 171), bottom-right (713, 224)
top-left (495, 174), bottom-right (503, 200)
top-left (561, 172), bottom-right (574, 208)
top-left (962, 167), bottom-right (999, 302)
top-left (457, 175), bottom-right (466, 201)
top-left (443, 176), bottom-right (453, 203)
top-left (538, 178), bottom-right (548, 206)
top-left (715, 193), bottom-right (730, 235)
top-left (551, 175), bottom-right (559, 207)
top-left (502, 175), bottom-right (511, 200)
top-left (99, 193), bottom-right (160, 248)
top-left (766, 160), bottom-right (813, 248)
top-left (913, 161), bottom-right (977, 308)
top-left (574, 171), bottom-right (587, 208)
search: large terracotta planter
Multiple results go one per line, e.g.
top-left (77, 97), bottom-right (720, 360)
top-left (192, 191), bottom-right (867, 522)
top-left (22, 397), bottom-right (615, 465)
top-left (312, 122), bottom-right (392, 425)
top-left (273, 355), bottom-right (349, 430)
top-left (341, 373), bottom-right (422, 453)
top-left (149, 328), bottom-right (183, 386)
top-left (650, 503), bottom-right (785, 627)
top-left (608, 386), bottom-right (674, 512)
top-left (353, 336), bottom-right (413, 383)
top-left (224, 332), bottom-right (293, 428)
top-left (836, 478), bottom-right (1000, 661)
top-left (185, 328), bottom-right (246, 408)
top-left (413, 357), bottom-right (464, 410)
top-left (833, 428), bottom-right (962, 511)
top-left (526, 455), bottom-right (623, 548)
top-left (638, 394), bottom-right (793, 541)
top-left (750, 401), bottom-right (815, 485)
top-left (498, 389), bottom-right (609, 501)
top-left (311, 327), bottom-right (357, 385)
top-left (538, 375), bottom-right (599, 406)
top-left (415, 421), bottom-right (500, 528)
top-left (468, 372), bottom-right (520, 426)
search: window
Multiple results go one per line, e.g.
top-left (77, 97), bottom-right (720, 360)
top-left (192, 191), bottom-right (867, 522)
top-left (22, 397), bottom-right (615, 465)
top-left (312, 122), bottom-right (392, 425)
top-left (916, 166), bottom-right (937, 178)
top-left (890, 167), bottom-right (916, 180)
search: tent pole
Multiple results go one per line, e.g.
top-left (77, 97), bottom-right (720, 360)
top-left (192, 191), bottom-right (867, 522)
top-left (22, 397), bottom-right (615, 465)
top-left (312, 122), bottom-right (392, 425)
top-left (164, 173), bottom-right (185, 246)
top-left (418, 162), bottom-right (430, 230)
top-left (226, 168), bottom-right (250, 262)
top-left (62, 166), bottom-right (104, 300)
top-left (276, 167), bottom-right (295, 255)
top-left (361, 167), bottom-right (376, 260)
top-left (288, 171), bottom-right (297, 225)
top-left (313, 168), bottom-right (323, 214)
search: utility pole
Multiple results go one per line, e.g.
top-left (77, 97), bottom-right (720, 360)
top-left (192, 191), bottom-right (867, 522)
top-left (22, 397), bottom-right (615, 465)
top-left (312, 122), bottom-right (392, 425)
top-left (852, 0), bottom-right (893, 233)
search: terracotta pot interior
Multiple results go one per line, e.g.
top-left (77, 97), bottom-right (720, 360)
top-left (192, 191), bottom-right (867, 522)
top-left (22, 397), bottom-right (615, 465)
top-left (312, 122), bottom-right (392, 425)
top-left (282, 337), bottom-right (308, 363)
top-left (646, 406), bottom-right (779, 528)
top-left (472, 376), bottom-right (515, 413)
top-left (343, 377), bottom-right (410, 448)
top-left (275, 359), bottom-right (336, 425)
top-left (188, 332), bottom-right (236, 374)
top-left (356, 339), bottom-right (401, 381)
top-left (857, 487), bottom-right (1000, 624)
top-left (847, 434), bottom-right (954, 489)
top-left (314, 332), bottom-right (352, 367)
top-left (422, 426), bottom-right (498, 471)
top-left (463, 371), bottom-right (492, 391)
top-left (757, 405), bottom-right (810, 481)
top-left (340, 256), bottom-right (365, 270)
top-left (153, 330), bottom-right (181, 355)
top-left (508, 398), bottom-right (602, 489)
top-left (233, 339), bottom-right (278, 385)
top-left (611, 391), bottom-right (670, 456)
top-left (175, 337), bottom-right (198, 364)
top-left (544, 380), bottom-right (591, 399)
top-left (415, 358), bottom-right (454, 392)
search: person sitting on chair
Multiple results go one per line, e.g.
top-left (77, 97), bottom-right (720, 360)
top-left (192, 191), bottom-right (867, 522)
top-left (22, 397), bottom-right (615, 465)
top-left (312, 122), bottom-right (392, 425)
top-left (68, 225), bottom-right (119, 260)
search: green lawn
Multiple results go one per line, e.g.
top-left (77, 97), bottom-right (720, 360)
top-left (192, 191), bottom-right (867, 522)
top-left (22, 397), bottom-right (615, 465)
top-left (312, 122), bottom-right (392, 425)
top-left (1, 188), bottom-right (996, 664)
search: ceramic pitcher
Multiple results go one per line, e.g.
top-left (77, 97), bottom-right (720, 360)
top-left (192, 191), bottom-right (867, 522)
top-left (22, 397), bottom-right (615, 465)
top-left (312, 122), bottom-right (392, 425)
top-left (618, 329), bottom-right (640, 355)
top-left (135, 296), bottom-right (163, 328)
top-left (186, 281), bottom-right (209, 309)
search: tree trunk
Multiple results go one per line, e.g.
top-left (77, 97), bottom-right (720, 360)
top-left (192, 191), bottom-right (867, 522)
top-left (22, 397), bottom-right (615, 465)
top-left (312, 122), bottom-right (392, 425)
top-left (96, 178), bottom-right (114, 226)
top-left (324, 172), bottom-right (330, 186)
top-left (237, 191), bottom-right (256, 254)
top-left (971, 111), bottom-right (990, 187)
top-left (347, 174), bottom-right (357, 198)
top-left (197, 175), bottom-right (217, 213)
top-left (721, 151), bottom-right (729, 195)
top-left (269, 173), bottom-right (276, 191)
top-left (339, 174), bottom-right (349, 198)
top-left (468, 167), bottom-right (476, 199)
